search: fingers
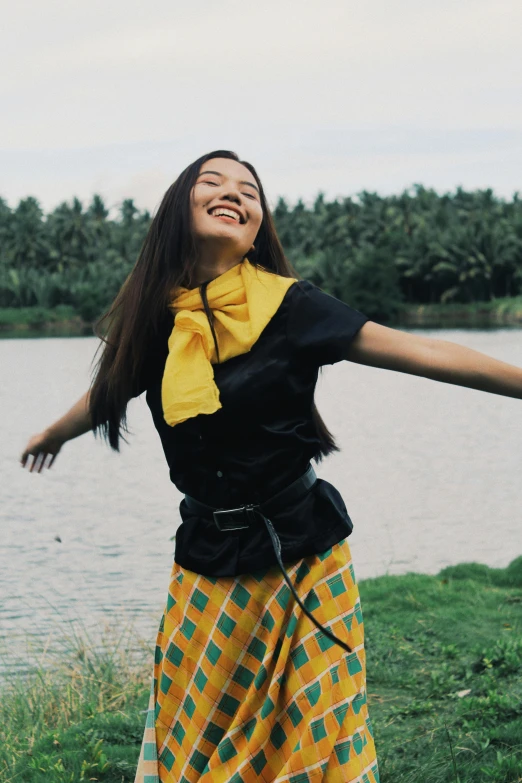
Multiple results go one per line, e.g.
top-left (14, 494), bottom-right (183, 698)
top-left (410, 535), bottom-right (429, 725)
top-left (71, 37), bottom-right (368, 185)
top-left (20, 449), bottom-right (34, 469)
top-left (20, 450), bottom-right (55, 472)
top-left (41, 453), bottom-right (55, 472)
top-left (20, 434), bottom-right (62, 472)
top-left (20, 442), bottom-right (36, 468)
top-left (30, 453), bottom-right (43, 473)
top-left (33, 452), bottom-right (51, 473)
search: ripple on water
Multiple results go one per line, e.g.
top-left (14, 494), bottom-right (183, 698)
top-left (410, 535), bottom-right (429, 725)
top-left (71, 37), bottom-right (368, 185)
top-left (2, 330), bottom-right (522, 672)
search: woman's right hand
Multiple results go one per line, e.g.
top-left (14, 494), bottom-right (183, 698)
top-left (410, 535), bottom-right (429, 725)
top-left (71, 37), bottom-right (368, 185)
top-left (20, 430), bottom-right (65, 473)
top-left (20, 390), bottom-right (92, 473)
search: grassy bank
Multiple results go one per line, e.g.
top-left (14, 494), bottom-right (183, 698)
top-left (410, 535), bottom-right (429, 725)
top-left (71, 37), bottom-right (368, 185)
top-left (2, 297), bottom-right (522, 336)
top-left (365, 558), bottom-right (522, 782)
top-left (0, 627), bottom-right (151, 783)
top-left (0, 306), bottom-right (88, 335)
top-left (1, 558), bottom-right (522, 783)
top-left (397, 297), bottom-right (522, 327)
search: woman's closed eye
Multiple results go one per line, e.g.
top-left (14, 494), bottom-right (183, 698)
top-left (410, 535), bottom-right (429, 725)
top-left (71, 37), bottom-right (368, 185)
top-left (202, 180), bottom-right (257, 199)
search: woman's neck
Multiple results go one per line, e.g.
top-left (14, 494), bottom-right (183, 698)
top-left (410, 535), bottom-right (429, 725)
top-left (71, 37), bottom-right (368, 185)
top-left (190, 255), bottom-right (246, 288)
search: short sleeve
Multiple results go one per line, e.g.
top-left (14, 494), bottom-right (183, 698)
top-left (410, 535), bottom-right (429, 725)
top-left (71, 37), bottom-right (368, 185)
top-left (287, 280), bottom-right (369, 366)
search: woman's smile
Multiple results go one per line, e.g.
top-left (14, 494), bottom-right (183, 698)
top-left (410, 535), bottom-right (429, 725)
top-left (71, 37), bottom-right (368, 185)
top-left (207, 205), bottom-right (244, 223)
top-left (214, 215), bottom-right (239, 224)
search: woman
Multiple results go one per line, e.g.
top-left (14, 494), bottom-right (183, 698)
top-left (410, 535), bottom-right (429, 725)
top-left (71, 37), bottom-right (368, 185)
top-left (21, 150), bottom-right (522, 782)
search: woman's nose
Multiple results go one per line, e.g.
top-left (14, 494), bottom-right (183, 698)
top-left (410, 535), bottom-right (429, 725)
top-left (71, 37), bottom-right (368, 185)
top-left (221, 189), bottom-right (241, 204)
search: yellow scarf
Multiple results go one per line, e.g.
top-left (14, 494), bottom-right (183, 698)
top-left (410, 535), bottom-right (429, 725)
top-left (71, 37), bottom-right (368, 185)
top-left (162, 259), bottom-right (298, 427)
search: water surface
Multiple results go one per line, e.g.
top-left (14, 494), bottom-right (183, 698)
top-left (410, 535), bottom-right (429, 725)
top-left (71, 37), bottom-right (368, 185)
top-left (1, 329), bottom-right (521, 670)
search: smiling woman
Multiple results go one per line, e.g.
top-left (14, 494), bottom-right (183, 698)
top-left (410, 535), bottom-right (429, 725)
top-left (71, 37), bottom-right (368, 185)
top-left (19, 149), bottom-right (379, 782)
top-left (22, 148), bottom-right (522, 781)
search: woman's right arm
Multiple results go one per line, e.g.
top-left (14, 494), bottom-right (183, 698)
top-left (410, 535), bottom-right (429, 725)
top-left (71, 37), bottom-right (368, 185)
top-left (20, 390), bottom-right (93, 473)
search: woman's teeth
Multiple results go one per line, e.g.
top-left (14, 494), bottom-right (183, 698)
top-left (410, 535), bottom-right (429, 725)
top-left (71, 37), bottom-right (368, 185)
top-left (209, 208), bottom-right (240, 222)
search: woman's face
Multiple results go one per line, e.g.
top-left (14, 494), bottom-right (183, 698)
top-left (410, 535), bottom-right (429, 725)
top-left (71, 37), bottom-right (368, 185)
top-left (190, 157), bottom-right (263, 257)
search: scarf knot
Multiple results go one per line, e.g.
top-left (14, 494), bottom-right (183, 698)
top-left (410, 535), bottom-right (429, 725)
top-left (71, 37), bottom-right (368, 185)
top-left (161, 259), bottom-right (297, 427)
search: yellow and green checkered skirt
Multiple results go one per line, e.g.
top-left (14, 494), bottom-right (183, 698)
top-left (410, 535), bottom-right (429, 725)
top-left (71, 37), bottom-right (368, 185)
top-left (134, 538), bottom-right (379, 782)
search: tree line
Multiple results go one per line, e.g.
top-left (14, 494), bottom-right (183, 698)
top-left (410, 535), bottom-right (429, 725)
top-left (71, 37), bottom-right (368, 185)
top-left (1, 185), bottom-right (521, 322)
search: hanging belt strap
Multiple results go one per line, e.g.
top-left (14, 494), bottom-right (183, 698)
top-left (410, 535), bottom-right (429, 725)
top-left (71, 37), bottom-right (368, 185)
top-left (183, 465), bottom-right (352, 654)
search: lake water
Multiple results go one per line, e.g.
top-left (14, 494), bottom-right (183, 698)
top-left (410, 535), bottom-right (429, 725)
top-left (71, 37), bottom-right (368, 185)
top-left (1, 329), bottom-right (522, 672)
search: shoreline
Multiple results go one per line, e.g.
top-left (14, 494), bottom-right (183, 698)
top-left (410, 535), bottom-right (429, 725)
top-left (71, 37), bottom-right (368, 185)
top-left (0, 306), bottom-right (92, 336)
top-left (395, 297), bottom-right (522, 328)
top-left (2, 298), bottom-right (522, 336)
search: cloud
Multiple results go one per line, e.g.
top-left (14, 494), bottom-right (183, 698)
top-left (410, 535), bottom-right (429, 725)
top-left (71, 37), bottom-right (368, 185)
top-left (1, 0), bottom-right (520, 204)
top-left (1, 128), bottom-right (520, 213)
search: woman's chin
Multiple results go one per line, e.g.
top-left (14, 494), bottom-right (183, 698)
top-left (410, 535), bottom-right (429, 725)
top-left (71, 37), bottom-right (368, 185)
top-left (197, 233), bottom-right (249, 253)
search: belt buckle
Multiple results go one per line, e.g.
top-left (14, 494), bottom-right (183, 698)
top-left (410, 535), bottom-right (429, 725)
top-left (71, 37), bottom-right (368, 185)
top-left (213, 504), bottom-right (257, 532)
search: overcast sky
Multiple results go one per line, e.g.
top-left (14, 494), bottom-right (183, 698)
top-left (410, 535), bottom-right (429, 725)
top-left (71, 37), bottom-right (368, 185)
top-left (1, 0), bottom-right (521, 215)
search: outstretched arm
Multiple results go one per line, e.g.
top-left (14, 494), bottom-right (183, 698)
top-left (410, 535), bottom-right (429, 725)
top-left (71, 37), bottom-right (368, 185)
top-left (345, 322), bottom-right (522, 400)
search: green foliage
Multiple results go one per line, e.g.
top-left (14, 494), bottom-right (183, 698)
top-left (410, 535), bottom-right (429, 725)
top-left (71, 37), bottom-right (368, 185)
top-left (0, 625), bottom-right (150, 782)
top-left (340, 244), bottom-right (404, 322)
top-left (0, 194), bottom-right (146, 322)
top-left (439, 557), bottom-right (522, 588)
top-left (1, 187), bottom-right (522, 326)
top-left (0, 305), bottom-right (77, 327)
top-left (278, 186), bottom-right (522, 320)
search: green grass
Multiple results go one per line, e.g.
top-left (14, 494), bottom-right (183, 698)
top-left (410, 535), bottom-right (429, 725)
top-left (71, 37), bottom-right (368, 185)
top-left (3, 296), bottom-right (522, 334)
top-left (1, 558), bottom-right (522, 782)
top-left (398, 296), bottom-right (522, 326)
top-left (0, 305), bottom-right (79, 327)
top-left (0, 626), bottom-right (151, 783)
top-left (365, 557), bottom-right (522, 782)
top-left (0, 306), bottom-right (90, 338)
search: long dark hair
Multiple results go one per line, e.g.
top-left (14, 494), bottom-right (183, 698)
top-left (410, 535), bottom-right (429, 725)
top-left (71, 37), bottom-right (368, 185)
top-left (89, 150), bottom-right (339, 460)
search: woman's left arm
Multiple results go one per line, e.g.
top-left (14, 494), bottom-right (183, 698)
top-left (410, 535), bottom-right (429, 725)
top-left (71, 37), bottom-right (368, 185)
top-left (344, 321), bottom-right (522, 400)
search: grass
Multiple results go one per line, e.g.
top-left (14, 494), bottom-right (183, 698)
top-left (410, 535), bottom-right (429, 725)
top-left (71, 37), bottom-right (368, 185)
top-left (397, 296), bottom-right (522, 326)
top-left (365, 557), bottom-right (522, 782)
top-left (2, 296), bottom-right (522, 335)
top-left (1, 558), bottom-right (522, 782)
top-left (0, 625), bottom-right (151, 783)
top-left (0, 306), bottom-right (86, 334)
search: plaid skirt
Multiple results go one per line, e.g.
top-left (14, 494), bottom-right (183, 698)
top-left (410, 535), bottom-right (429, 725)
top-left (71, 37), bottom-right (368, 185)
top-left (134, 538), bottom-right (379, 782)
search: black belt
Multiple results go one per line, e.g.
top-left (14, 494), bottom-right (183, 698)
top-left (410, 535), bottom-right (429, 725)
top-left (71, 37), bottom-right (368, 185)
top-left (184, 465), bottom-right (351, 654)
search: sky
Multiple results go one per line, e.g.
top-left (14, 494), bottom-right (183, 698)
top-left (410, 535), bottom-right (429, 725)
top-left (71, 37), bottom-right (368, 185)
top-left (1, 0), bottom-right (521, 215)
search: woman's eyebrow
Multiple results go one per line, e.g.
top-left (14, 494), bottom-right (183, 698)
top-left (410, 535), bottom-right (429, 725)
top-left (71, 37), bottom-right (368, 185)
top-left (198, 170), bottom-right (260, 194)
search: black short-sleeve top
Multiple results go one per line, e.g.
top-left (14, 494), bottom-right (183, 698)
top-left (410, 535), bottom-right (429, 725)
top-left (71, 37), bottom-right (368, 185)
top-left (134, 279), bottom-right (370, 577)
